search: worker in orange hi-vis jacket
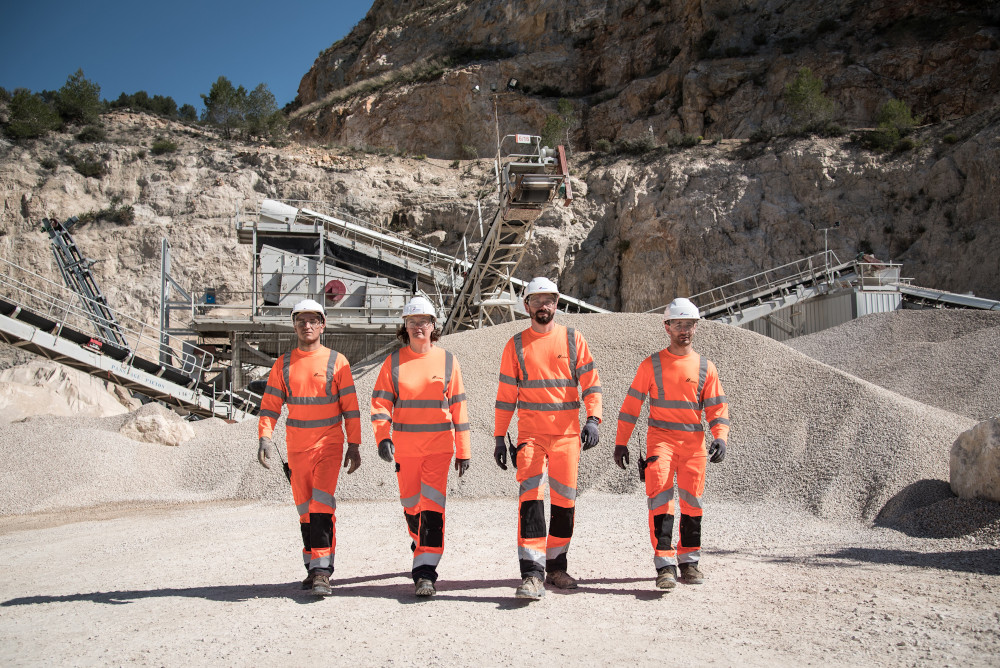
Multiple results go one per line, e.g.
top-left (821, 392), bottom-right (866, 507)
top-left (493, 277), bottom-right (603, 601)
top-left (257, 299), bottom-right (362, 597)
top-left (614, 297), bottom-right (730, 591)
top-left (371, 296), bottom-right (471, 598)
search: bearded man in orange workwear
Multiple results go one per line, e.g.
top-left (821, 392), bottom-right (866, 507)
top-left (371, 296), bottom-right (471, 597)
top-left (493, 277), bottom-right (603, 600)
top-left (257, 299), bottom-right (362, 597)
top-left (614, 297), bottom-right (729, 590)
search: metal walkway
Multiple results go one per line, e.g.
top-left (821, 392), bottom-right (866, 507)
top-left (0, 256), bottom-right (256, 421)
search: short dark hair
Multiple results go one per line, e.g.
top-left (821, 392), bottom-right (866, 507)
top-left (396, 323), bottom-right (441, 344)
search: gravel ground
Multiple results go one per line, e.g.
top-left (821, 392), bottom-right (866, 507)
top-left (0, 311), bottom-right (998, 666)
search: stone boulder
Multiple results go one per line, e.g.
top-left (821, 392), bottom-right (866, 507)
top-left (119, 402), bottom-right (195, 447)
top-left (950, 417), bottom-right (1000, 503)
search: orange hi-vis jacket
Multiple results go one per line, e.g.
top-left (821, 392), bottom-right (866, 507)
top-left (494, 324), bottom-right (603, 438)
top-left (371, 346), bottom-right (471, 458)
top-left (615, 348), bottom-right (729, 448)
top-left (258, 346), bottom-right (362, 453)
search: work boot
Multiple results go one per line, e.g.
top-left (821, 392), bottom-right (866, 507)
top-left (300, 572), bottom-right (315, 590)
top-left (679, 563), bottom-right (704, 584)
top-left (514, 575), bottom-right (546, 600)
top-left (311, 572), bottom-right (332, 596)
top-left (544, 570), bottom-right (578, 589)
top-left (415, 578), bottom-right (436, 597)
top-left (655, 565), bottom-right (677, 590)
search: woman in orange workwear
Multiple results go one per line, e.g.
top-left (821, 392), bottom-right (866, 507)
top-left (370, 295), bottom-right (471, 597)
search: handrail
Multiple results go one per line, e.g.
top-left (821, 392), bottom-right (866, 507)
top-left (0, 255), bottom-right (214, 379)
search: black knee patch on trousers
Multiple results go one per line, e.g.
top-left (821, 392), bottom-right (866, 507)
top-left (405, 511), bottom-right (420, 536)
top-left (549, 504), bottom-right (575, 538)
top-left (680, 514), bottom-right (702, 548)
top-left (300, 522), bottom-right (311, 551)
top-left (519, 499), bottom-right (547, 539)
top-left (419, 510), bottom-right (444, 548)
top-left (653, 513), bottom-right (674, 551)
top-left (309, 512), bottom-right (333, 550)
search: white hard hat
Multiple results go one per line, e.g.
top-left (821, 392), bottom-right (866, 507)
top-left (401, 295), bottom-right (436, 320)
top-left (524, 277), bottom-right (559, 299)
top-left (291, 299), bottom-right (325, 320)
top-left (663, 297), bottom-right (700, 321)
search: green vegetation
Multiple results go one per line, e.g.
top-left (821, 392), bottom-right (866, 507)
top-left (75, 125), bottom-right (107, 142)
top-left (63, 150), bottom-right (107, 178)
top-left (541, 99), bottom-right (576, 150)
top-left (853, 98), bottom-right (920, 152)
top-left (783, 67), bottom-right (835, 132)
top-left (201, 77), bottom-right (285, 141)
top-left (78, 196), bottom-right (135, 225)
top-left (5, 88), bottom-right (61, 139)
top-left (150, 138), bottom-right (179, 155)
top-left (108, 90), bottom-right (178, 117)
top-left (56, 69), bottom-right (102, 125)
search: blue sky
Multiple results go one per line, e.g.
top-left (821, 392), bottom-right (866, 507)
top-left (0, 1), bottom-right (374, 111)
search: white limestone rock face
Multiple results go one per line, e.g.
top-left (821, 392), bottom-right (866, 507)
top-left (119, 402), bottom-right (195, 447)
top-left (950, 417), bottom-right (1000, 503)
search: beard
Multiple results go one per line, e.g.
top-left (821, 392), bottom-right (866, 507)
top-left (531, 309), bottom-right (554, 325)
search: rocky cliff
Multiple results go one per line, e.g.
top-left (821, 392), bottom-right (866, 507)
top-left (292, 0), bottom-right (1000, 158)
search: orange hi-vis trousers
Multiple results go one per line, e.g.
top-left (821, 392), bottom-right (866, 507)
top-left (644, 438), bottom-right (707, 569)
top-left (289, 443), bottom-right (343, 575)
top-left (396, 452), bottom-right (451, 582)
top-left (516, 433), bottom-right (580, 577)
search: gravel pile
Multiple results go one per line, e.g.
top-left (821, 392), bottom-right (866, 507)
top-left (2, 311), bottom-right (996, 540)
top-left (788, 309), bottom-right (1000, 421)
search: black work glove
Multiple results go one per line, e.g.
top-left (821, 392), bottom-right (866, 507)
top-left (581, 416), bottom-right (600, 450)
top-left (708, 438), bottom-right (726, 463)
top-left (493, 435), bottom-right (508, 470)
top-left (378, 439), bottom-right (395, 463)
top-left (455, 458), bottom-right (470, 477)
top-left (344, 443), bottom-right (361, 474)
top-left (613, 445), bottom-right (629, 470)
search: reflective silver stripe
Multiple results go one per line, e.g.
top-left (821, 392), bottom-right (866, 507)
top-left (576, 361), bottom-right (594, 376)
top-left (264, 385), bottom-right (285, 399)
top-left (495, 400), bottom-right (517, 411)
top-left (703, 395), bottom-right (727, 406)
top-left (390, 350), bottom-right (400, 397)
top-left (648, 418), bottom-right (704, 432)
top-left (567, 327), bottom-right (578, 383)
top-left (546, 544), bottom-right (569, 559)
top-left (627, 387), bottom-right (647, 401)
top-left (651, 398), bottom-right (700, 410)
top-left (339, 384), bottom-right (356, 397)
top-left (341, 409), bottom-right (361, 419)
top-left (287, 415), bottom-right (344, 429)
top-left (282, 352), bottom-right (292, 399)
top-left (520, 378), bottom-right (576, 388)
top-left (678, 487), bottom-right (703, 510)
top-left (325, 349), bottom-right (338, 397)
top-left (302, 550), bottom-right (310, 566)
top-left (582, 385), bottom-right (602, 398)
top-left (678, 550), bottom-right (701, 564)
top-left (372, 389), bottom-right (395, 401)
top-left (421, 483), bottom-right (447, 508)
top-left (371, 413), bottom-right (392, 422)
top-left (709, 417), bottom-right (730, 428)
top-left (648, 489), bottom-right (674, 510)
top-left (444, 350), bottom-right (453, 396)
top-left (651, 352), bottom-right (664, 400)
top-left (398, 399), bottom-right (449, 409)
top-left (697, 355), bottom-right (708, 409)
top-left (310, 555), bottom-right (333, 570)
top-left (259, 409), bottom-right (280, 419)
top-left (295, 500), bottom-right (310, 516)
top-left (654, 555), bottom-right (678, 569)
top-left (548, 476), bottom-right (577, 501)
top-left (454, 422), bottom-right (470, 432)
top-left (400, 493), bottom-right (420, 509)
top-left (618, 412), bottom-right (638, 424)
top-left (499, 373), bottom-right (518, 385)
top-left (392, 421), bottom-right (453, 432)
top-left (513, 332), bottom-right (528, 381)
top-left (448, 392), bottom-right (467, 405)
top-left (517, 400), bottom-right (580, 411)
top-left (287, 395), bottom-right (340, 405)
top-left (413, 552), bottom-right (442, 568)
top-left (518, 546), bottom-right (545, 568)
top-left (312, 488), bottom-right (336, 510)
top-left (519, 474), bottom-right (544, 495)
